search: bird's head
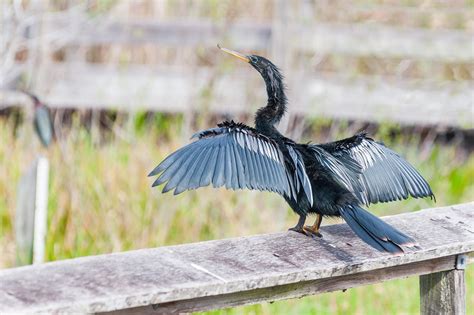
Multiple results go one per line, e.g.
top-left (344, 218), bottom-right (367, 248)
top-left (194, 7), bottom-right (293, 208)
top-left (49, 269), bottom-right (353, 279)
top-left (218, 45), bottom-right (287, 130)
top-left (217, 45), bottom-right (282, 80)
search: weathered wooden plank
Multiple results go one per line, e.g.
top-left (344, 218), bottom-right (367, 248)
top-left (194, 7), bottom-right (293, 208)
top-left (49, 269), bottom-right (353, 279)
top-left (109, 255), bottom-right (458, 315)
top-left (5, 63), bottom-right (471, 127)
top-left (0, 203), bottom-right (472, 314)
top-left (293, 74), bottom-right (473, 128)
top-left (46, 19), bottom-right (473, 62)
top-left (420, 269), bottom-right (466, 315)
top-left (315, 3), bottom-right (473, 17)
top-left (49, 19), bottom-right (270, 50)
top-left (0, 90), bottom-right (31, 108)
top-left (294, 23), bottom-right (473, 62)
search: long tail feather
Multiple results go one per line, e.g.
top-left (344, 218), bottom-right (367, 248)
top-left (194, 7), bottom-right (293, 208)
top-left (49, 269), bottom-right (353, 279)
top-left (340, 205), bottom-right (415, 253)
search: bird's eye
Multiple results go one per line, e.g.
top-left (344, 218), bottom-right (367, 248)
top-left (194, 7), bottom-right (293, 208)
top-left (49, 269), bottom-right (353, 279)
top-left (249, 56), bottom-right (258, 63)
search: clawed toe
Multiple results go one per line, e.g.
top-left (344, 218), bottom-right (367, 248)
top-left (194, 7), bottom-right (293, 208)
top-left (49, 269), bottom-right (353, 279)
top-left (303, 225), bottom-right (323, 238)
top-left (289, 214), bottom-right (323, 238)
top-left (288, 227), bottom-right (309, 235)
top-left (288, 226), bottom-right (322, 238)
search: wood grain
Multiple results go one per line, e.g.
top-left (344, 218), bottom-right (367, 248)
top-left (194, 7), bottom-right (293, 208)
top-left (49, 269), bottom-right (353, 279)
top-left (0, 202), bottom-right (472, 314)
top-left (420, 269), bottom-right (466, 315)
top-left (110, 255), bottom-right (457, 315)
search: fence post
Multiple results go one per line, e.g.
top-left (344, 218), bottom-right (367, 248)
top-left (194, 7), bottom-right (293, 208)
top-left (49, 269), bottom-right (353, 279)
top-left (33, 157), bottom-right (49, 264)
top-left (419, 254), bottom-right (466, 315)
top-left (15, 156), bottom-right (49, 265)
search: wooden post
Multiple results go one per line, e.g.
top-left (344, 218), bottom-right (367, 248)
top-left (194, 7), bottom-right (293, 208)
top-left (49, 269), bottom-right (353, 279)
top-left (33, 157), bottom-right (49, 264)
top-left (15, 161), bottom-right (37, 265)
top-left (15, 156), bottom-right (49, 265)
top-left (419, 254), bottom-right (466, 315)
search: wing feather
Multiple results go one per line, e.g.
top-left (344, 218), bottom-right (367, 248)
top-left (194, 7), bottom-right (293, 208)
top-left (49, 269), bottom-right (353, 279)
top-left (226, 144), bottom-right (238, 189)
top-left (318, 134), bottom-right (434, 205)
top-left (190, 148), bottom-right (213, 189)
top-left (151, 146), bottom-right (194, 184)
top-left (229, 143), bottom-right (241, 189)
top-left (200, 146), bottom-right (219, 187)
top-left (241, 140), bottom-right (255, 189)
top-left (150, 121), bottom-right (313, 204)
top-left (173, 149), bottom-right (205, 194)
top-left (212, 146), bottom-right (225, 188)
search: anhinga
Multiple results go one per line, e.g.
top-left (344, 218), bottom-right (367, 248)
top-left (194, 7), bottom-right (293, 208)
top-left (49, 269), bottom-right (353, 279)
top-left (149, 46), bottom-right (434, 253)
top-left (23, 91), bottom-right (54, 147)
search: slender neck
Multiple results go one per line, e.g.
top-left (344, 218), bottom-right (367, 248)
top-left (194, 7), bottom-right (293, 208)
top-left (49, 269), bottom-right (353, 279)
top-left (254, 66), bottom-right (287, 134)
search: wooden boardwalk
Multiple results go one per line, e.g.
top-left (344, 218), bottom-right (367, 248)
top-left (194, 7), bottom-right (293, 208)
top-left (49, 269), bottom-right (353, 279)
top-left (0, 202), bottom-right (472, 314)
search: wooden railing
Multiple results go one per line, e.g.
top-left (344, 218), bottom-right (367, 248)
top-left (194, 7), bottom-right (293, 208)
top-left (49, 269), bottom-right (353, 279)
top-left (3, 64), bottom-right (472, 127)
top-left (0, 202), bottom-right (472, 314)
top-left (44, 19), bottom-right (474, 61)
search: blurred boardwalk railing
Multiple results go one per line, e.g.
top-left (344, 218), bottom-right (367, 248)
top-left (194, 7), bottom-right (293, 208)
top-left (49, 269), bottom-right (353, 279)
top-left (48, 19), bottom-right (473, 62)
top-left (7, 63), bottom-right (472, 127)
top-left (0, 203), bottom-right (473, 314)
top-left (2, 12), bottom-right (473, 127)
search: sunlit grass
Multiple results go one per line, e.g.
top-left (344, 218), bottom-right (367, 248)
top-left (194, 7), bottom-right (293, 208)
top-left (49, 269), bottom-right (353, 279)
top-left (0, 117), bottom-right (472, 314)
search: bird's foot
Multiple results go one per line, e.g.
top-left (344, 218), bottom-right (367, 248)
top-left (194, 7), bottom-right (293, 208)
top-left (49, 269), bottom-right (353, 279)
top-left (303, 225), bottom-right (323, 238)
top-left (288, 226), bottom-right (310, 236)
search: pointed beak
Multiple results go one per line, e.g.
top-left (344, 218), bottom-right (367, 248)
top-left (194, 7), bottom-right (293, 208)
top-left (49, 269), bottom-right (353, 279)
top-left (217, 44), bottom-right (250, 63)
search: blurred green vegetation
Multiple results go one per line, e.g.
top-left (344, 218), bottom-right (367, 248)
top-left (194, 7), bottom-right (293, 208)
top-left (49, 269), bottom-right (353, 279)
top-left (0, 115), bottom-right (472, 314)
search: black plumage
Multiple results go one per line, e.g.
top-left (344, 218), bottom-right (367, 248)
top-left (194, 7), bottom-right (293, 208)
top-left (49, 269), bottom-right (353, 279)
top-left (149, 46), bottom-right (434, 253)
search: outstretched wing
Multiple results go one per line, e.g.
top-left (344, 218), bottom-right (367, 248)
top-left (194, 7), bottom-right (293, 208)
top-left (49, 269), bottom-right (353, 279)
top-left (318, 133), bottom-right (434, 205)
top-left (149, 121), bottom-right (313, 204)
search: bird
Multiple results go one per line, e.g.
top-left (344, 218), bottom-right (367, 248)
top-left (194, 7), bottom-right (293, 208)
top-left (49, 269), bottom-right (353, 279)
top-left (23, 91), bottom-right (54, 147)
top-left (149, 45), bottom-right (435, 253)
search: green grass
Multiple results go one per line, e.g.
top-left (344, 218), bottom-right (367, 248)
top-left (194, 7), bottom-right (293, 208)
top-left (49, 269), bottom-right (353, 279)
top-left (0, 117), bottom-right (472, 314)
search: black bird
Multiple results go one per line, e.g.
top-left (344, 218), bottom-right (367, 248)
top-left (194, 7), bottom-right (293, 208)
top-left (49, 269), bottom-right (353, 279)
top-left (23, 92), bottom-right (54, 147)
top-left (149, 46), bottom-right (434, 253)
